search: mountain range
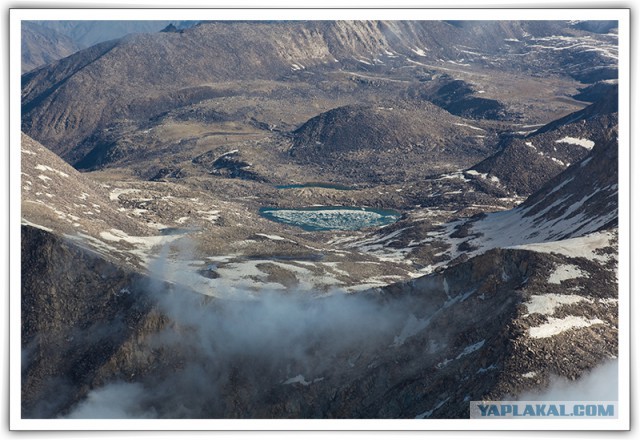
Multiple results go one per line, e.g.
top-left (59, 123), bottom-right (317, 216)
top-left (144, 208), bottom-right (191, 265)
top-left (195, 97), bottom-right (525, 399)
top-left (19, 19), bottom-right (621, 420)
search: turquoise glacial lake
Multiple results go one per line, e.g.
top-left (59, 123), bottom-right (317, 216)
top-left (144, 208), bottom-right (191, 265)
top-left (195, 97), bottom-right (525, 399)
top-left (259, 206), bottom-right (401, 231)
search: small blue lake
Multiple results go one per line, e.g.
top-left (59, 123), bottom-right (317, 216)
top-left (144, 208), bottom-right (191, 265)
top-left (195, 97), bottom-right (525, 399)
top-left (259, 206), bottom-right (401, 231)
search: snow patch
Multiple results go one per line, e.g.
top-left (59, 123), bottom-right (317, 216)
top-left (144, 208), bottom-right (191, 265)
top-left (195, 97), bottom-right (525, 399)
top-left (454, 122), bottom-right (485, 132)
top-left (555, 137), bottom-right (595, 150)
top-left (465, 170), bottom-right (501, 185)
top-left (197, 209), bottom-right (220, 222)
top-left (109, 188), bottom-right (140, 201)
top-left (100, 229), bottom-right (171, 246)
top-left (411, 47), bottom-right (427, 56)
top-left (547, 177), bottom-right (574, 196)
top-left (437, 171), bottom-right (470, 182)
top-left (524, 294), bottom-right (589, 316)
top-left (511, 231), bottom-right (615, 263)
top-left (392, 314), bottom-right (430, 347)
top-left (529, 316), bottom-right (604, 339)
top-left (581, 157), bottom-right (593, 168)
top-left (548, 264), bottom-right (588, 284)
top-left (35, 164), bottom-right (69, 178)
top-left (477, 365), bottom-right (498, 374)
top-left (456, 340), bottom-right (485, 359)
top-left (97, 229), bottom-right (185, 265)
top-left (21, 218), bottom-right (53, 232)
top-left (255, 233), bottom-right (286, 241)
top-left (282, 375), bottom-right (310, 386)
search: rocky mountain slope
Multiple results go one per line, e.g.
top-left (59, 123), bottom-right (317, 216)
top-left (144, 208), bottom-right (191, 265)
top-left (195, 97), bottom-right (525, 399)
top-left (21, 22), bottom-right (82, 73)
top-left (21, 134), bottom-right (150, 239)
top-left (22, 20), bottom-right (616, 169)
top-left (21, 225), bottom-right (165, 418)
top-left (470, 93), bottom-right (618, 195)
top-left (384, 122), bottom-right (618, 270)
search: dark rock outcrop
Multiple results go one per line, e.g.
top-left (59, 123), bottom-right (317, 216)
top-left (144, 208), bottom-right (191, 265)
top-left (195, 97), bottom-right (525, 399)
top-left (21, 225), bottom-right (167, 418)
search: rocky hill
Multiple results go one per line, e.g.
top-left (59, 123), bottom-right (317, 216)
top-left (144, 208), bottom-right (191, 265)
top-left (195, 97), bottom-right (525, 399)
top-left (573, 79), bottom-right (618, 103)
top-left (290, 101), bottom-right (497, 182)
top-left (409, 75), bottom-right (511, 120)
